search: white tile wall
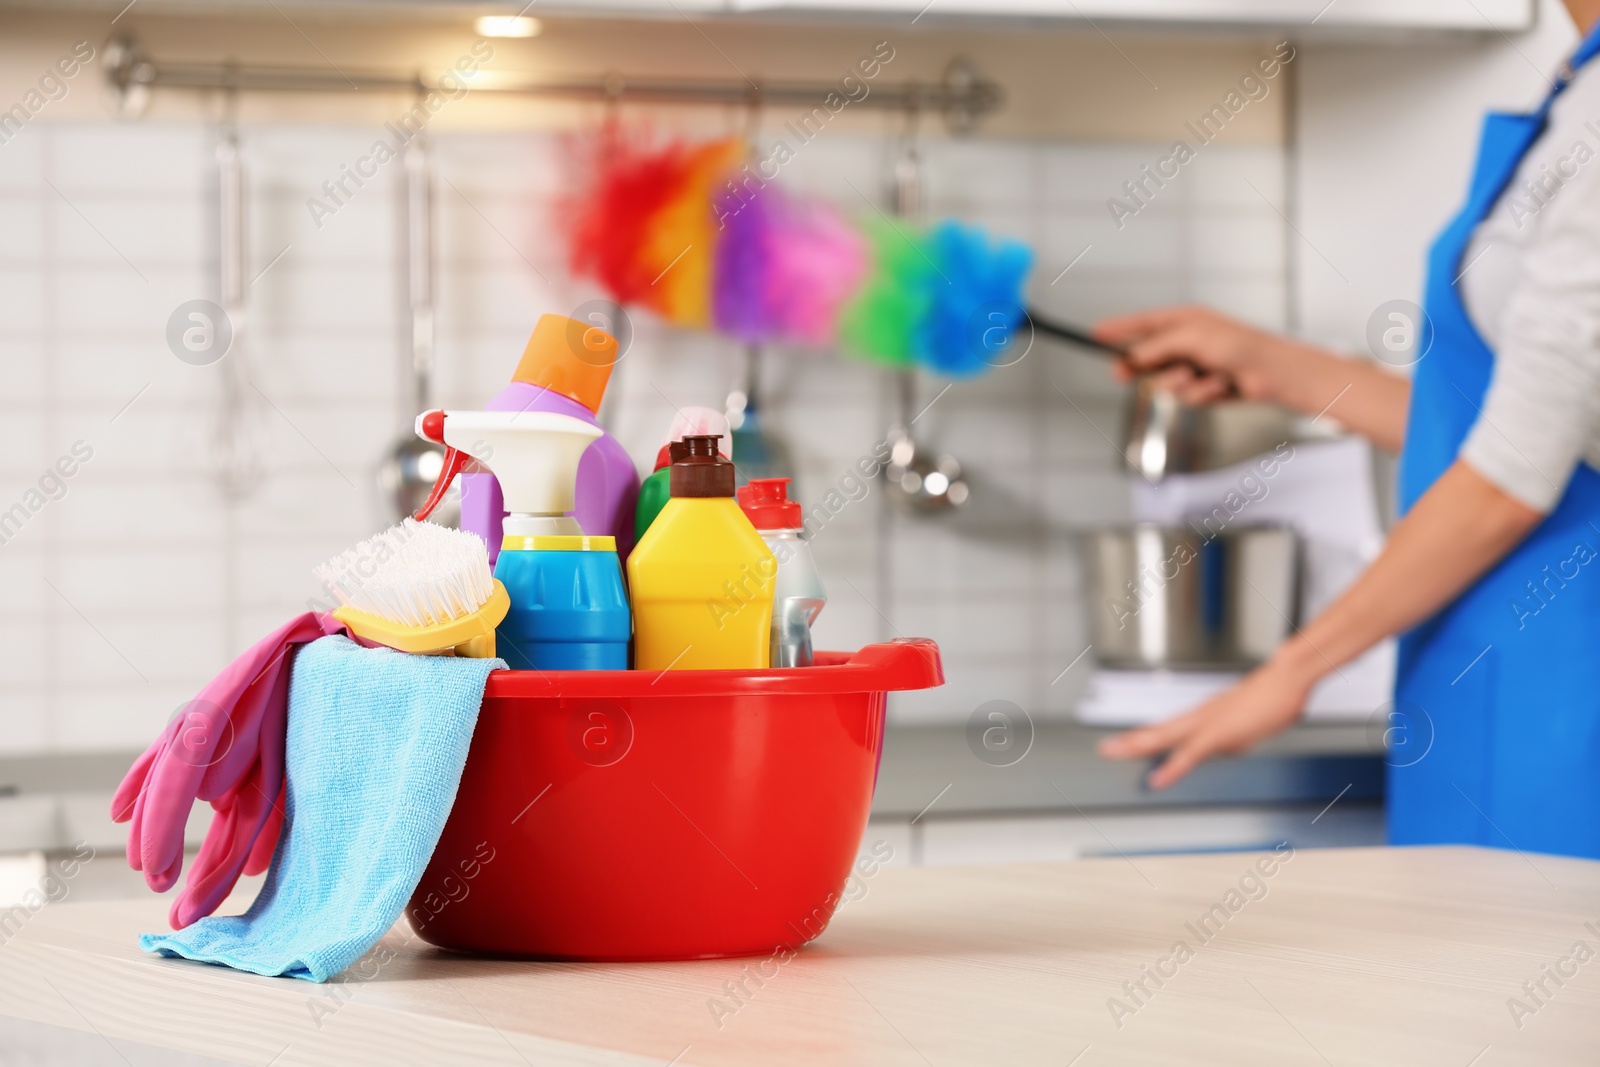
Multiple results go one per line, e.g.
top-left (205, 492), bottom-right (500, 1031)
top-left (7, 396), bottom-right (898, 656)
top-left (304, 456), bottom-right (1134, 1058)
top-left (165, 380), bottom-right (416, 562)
top-left (0, 120), bottom-right (1286, 754)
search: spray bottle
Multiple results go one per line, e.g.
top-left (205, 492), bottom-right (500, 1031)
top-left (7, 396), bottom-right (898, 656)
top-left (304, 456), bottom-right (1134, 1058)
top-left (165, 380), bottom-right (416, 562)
top-left (416, 409), bottom-right (631, 671)
top-left (461, 313), bottom-right (640, 566)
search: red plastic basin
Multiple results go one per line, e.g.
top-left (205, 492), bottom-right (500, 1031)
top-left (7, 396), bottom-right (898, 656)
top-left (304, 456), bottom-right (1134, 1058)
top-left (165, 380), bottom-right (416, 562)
top-left (409, 639), bottom-right (943, 961)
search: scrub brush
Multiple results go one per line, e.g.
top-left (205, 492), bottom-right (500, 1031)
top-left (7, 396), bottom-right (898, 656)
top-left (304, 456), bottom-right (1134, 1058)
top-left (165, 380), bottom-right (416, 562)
top-left (314, 519), bottom-right (510, 658)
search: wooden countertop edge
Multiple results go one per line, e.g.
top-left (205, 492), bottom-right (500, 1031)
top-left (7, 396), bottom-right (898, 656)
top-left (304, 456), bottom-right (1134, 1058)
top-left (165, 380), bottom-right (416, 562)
top-left (6, 846), bottom-right (1599, 1066)
top-left (0, 934), bottom-right (657, 1067)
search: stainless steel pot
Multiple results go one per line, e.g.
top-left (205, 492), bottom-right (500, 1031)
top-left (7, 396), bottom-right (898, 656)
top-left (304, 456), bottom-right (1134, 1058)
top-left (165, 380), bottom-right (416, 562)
top-left (1086, 523), bottom-right (1299, 670)
top-left (1123, 377), bottom-right (1302, 481)
top-left (1124, 377), bottom-right (1202, 481)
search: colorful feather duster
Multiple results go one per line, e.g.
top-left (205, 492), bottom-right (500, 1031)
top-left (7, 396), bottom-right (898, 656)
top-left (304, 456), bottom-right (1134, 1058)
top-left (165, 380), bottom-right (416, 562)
top-left (564, 131), bottom-right (1034, 377)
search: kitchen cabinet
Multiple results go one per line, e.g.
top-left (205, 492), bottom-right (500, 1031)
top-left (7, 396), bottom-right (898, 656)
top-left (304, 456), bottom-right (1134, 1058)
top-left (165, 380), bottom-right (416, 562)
top-left (870, 721), bottom-right (1387, 864)
top-left (530, 0), bottom-right (1535, 31)
top-left (2, 847), bottom-right (1595, 1064)
top-left (874, 721), bottom-right (1383, 818)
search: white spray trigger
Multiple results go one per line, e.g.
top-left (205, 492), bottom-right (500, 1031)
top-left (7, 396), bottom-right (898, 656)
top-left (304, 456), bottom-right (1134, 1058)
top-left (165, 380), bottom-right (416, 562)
top-left (418, 410), bottom-right (603, 537)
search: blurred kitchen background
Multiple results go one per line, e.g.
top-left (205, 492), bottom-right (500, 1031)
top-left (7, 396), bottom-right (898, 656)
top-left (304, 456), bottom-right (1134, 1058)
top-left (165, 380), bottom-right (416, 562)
top-left (0, 0), bottom-right (1575, 879)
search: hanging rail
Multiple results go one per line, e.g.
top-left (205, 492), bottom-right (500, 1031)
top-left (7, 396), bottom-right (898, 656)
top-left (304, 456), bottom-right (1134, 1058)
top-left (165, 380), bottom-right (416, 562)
top-left (102, 37), bottom-right (1004, 132)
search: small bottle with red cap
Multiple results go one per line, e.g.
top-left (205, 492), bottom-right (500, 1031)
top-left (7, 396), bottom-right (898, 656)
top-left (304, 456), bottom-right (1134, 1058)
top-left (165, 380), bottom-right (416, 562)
top-left (736, 478), bottom-right (826, 668)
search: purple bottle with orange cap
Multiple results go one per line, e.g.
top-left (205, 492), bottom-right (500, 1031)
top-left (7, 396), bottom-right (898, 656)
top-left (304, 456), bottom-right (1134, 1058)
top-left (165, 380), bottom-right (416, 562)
top-left (461, 313), bottom-right (641, 564)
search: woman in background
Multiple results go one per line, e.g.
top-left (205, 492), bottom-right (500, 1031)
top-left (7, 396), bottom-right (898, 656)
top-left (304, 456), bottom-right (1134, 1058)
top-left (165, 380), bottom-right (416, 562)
top-left (1095, 0), bottom-right (1600, 861)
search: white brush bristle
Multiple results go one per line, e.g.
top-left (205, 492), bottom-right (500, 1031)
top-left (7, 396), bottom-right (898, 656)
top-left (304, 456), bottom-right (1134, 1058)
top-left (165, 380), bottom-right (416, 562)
top-left (313, 519), bottom-right (494, 628)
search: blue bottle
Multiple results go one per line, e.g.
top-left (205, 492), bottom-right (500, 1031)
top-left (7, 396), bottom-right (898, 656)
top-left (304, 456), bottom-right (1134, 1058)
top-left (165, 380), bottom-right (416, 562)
top-left (493, 535), bottom-right (631, 670)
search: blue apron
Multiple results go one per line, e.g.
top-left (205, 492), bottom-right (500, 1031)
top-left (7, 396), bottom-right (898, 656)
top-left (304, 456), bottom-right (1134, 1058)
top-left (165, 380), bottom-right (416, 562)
top-left (1392, 25), bottom-right (1600, 859)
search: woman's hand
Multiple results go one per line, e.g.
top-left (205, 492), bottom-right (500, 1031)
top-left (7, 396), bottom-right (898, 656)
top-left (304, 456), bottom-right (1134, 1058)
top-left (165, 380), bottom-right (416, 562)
top-left (1096, 657), bottom-right (1317, 789)
top-left (1096, 462), bottom-right (1544, 788)
top-left (1093, 304), bottom-right (1413, 451)
top-left (1093, 305), bottom-right (1296, 407)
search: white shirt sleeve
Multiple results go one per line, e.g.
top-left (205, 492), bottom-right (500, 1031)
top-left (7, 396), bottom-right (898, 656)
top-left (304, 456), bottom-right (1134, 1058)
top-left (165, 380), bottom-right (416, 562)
top-left (1459, 72), bottom-right (1600, 513)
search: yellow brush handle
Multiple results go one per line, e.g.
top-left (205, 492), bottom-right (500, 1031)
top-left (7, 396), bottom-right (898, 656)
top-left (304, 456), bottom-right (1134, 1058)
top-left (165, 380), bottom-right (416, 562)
top-left (335, 581), bottom-right (510, 657)
top-left (454, 633), bottom-right (497, 659)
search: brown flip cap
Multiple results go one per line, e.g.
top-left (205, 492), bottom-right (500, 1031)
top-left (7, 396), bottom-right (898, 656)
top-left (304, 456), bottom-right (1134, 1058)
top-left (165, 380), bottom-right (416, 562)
top-left (670, 435), bottom-right (735, 498)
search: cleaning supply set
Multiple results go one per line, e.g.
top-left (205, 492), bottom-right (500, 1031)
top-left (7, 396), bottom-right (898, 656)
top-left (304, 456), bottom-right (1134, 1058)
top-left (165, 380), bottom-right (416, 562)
top-left (410, 394), bottom-right (796, 675)
top-left (115, 311), bottom-right (942, 976)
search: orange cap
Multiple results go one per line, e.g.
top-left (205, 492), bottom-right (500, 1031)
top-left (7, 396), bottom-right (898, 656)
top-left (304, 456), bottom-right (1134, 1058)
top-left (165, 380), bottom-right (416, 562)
top-left (511, 314), bottom-right (619, 415)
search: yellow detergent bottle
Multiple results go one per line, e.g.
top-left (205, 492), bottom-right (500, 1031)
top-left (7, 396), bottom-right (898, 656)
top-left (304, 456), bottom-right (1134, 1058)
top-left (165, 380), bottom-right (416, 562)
top-left (628, 434), bottom-right (777, 671)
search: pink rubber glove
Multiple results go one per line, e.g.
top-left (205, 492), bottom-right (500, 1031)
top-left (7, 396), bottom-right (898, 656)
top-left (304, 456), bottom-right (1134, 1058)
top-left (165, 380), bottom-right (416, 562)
top-left (112, 613), bottom-right (348, 929)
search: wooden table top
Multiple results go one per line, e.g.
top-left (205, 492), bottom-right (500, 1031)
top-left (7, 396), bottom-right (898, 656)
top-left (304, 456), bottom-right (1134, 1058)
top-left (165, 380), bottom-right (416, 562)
top-left (2, 846), bottom-right (1597, 1066)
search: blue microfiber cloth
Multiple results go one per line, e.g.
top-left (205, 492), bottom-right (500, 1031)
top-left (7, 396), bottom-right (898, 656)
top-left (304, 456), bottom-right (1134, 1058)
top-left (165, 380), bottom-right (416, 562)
top-left (140, 635), bottom-right (502, 982)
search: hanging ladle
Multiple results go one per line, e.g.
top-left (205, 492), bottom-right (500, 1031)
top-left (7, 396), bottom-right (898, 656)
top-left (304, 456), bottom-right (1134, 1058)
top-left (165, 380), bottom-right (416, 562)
top-left (885, 370), bottom-right (970, 512)
top-left (723, 87), bottom-right (794, 483)
top-left (378, 123), bottom-right (453, 523)
top-left (882, 106), bottom-right (971, 514)
top-left (208, 89), bottom-right (265, 501)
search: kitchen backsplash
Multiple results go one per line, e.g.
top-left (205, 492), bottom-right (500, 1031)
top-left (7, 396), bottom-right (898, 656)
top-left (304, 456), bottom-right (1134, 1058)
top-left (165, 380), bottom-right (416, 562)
top-left (0, 121), bottom-right (1286, 753)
